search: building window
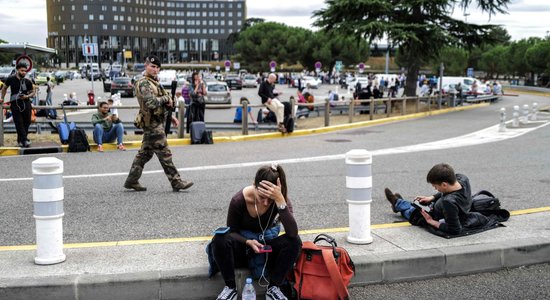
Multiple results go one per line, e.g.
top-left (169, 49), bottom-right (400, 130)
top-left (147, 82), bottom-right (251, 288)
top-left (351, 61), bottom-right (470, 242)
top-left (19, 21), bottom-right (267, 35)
top-left (71, 5), bottom-right (75, 11)
top-left (114, 15), bottom-right (119, 21)
top-left (228, 12), bottom-right (233, 17)
top-left (102, 5), bottom-right (107, 11)
top-left (113, 24), bottom-right (118, 30)
top-left (71, 15), bottom-right (74, 21)
top-left (238, 20), bottom-right (242, 26)
top-left (121, 6), bottom-right (125, 12)
top-left (89, 14), bottom-right (94, 21)
top-left (103, 24), bottom-right (108, 30)
top-left (83, 5), bottom-right (87, 11)
top-left (237, 3), bottom-right (242, 9)
top-left (237, 12), bottom-right (242, 17)
top-left (221, 12), bottom-right (225, 17)
top-left (99, 14), bottom-right (104, 21)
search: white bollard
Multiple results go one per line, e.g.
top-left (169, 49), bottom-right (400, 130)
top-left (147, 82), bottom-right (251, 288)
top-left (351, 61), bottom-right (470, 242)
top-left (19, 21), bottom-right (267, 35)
top-left (32, 157), bottom-right (66, 265)
top-left (499, 108), bottom-right (506, 132)
top-left (521, 104), bottom-right (530, 124)
top-left (345, 149), bottom-right (373, 244)
top-left (512, 105), bottom-right (520, 128)
top-left (530, 102), bottom-right (538, 121)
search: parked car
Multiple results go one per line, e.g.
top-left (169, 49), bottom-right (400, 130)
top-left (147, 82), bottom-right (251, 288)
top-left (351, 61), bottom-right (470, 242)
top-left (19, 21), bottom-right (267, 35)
top-left (176, 73), bottom-right (188, 85)
top-left (35, 72), bottom-right (55, 85)
top-left (0, 67), bottom-right (14, 82)
top-left (54, 70), bottom-right (69, 83)
top-left (225, 74), bottom-right (242, 90)
top-left (68, 70), bottom-right (82, 79)
top-left (204, 81), bottom-right (231, 104)
top-left (133, 63), bottom-right (145, 73)
top-left (302, 76), bottom-right (321, 89)
top-left (158, 70), bottom-right (177, 88)
top-left (110, 77), bottom-right (134, 97)
top-left (242, 74), bottom-right (258, 88)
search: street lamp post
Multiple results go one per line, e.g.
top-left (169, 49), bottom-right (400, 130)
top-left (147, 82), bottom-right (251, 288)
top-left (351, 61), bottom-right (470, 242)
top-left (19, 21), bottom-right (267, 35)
top-left (464, 13), bottom-right (470, 23)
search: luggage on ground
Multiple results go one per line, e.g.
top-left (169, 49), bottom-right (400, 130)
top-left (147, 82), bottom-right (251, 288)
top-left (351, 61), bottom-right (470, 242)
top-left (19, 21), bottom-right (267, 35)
top-left (57, 104), bottom-right (76, 144)
top-left (67, 128), bottom-right (90, 152)
top-left (292, 233), bottom-right (354, 300)
top-left (190, 121), bottom-right (206, 144)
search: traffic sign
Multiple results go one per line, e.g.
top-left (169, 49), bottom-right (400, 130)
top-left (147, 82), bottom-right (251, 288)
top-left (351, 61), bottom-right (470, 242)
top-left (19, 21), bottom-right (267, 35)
top-left (16, 55), bottom-right (33, 72)
top-left (467, 67), bottom-right (474, 77)
top-left (82, 43), bottom-right (98, 57)
top-left (233, 62), bottom-right (240, 70)
top-left (224, 60), bottom-right (231, 68)
top-left (358, 62), bottom-right (365, 73)
top-left (315, 61), bottom-right (322, 69)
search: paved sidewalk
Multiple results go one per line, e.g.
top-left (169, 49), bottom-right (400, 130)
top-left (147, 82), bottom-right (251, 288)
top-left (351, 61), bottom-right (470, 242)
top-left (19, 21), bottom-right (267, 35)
top-left (1, 210), bottom-right (549, 300)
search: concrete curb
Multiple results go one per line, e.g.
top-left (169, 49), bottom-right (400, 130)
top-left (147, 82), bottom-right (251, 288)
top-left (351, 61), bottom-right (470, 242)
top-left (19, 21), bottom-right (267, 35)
top-left (1, 237), bottom-right (548, 300)
top-left (0, 103), bottom-right (488, 156)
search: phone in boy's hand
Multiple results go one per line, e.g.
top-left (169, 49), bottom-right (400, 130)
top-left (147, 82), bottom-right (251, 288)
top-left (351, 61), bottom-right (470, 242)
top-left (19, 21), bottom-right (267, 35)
top-left (258, 245), bottom-right (272, 253)
top-left (412, 200), bottom-right (432, 213)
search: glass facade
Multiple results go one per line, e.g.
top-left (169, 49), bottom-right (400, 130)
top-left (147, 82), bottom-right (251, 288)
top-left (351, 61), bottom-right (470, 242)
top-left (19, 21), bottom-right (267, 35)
top-left (46, 0), bottom-right (247, 67)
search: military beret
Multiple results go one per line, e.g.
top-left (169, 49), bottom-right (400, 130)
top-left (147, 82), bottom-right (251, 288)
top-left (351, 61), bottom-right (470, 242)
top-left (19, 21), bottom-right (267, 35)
top-left (145, 55), bottom-right (161, 67)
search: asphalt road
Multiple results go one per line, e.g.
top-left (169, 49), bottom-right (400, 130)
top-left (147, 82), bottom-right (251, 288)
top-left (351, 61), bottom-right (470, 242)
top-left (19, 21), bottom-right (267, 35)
top-left (349, 263), bottom-right (550, 300)
top-left (1, 92), bottom-right (549, 246)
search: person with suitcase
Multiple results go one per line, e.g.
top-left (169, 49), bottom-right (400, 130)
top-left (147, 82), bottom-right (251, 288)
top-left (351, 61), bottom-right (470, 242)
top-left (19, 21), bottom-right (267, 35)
top-left (124, 55), bottom-right (193, 192)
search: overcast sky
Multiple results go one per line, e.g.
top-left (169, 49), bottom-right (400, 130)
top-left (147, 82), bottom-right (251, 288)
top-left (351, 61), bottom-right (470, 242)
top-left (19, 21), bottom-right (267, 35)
top-left (0, 0), bottom-right (548, 46)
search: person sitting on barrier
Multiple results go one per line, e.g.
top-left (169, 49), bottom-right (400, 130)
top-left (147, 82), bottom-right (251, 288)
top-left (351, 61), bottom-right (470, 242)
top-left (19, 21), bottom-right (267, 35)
top-left (91, 101), bottom-right (125, 152)
top-left (384, 163), bottom-right (474, 235)
top-left (233, 97), bottom-right (256, 124)
top-left (209, 164), bottom-right (300, 300)
top-left (258, 73), bottom-right (287, 132)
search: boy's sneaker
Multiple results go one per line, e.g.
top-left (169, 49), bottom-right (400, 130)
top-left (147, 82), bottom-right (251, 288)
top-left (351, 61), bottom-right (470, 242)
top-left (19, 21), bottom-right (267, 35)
top-left (117, 144), bottom-right (126, 151)
top-left (97, 145), bottom-right (104, 152)
top-left (266, 285), bottom-right (288, 300)
top-left (216, 286), bottom-right (237, 300)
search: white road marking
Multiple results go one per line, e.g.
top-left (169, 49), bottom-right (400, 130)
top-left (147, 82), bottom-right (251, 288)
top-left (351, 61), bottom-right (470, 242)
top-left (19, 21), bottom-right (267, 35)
top-left (1, 121), bottom-right (548, 182)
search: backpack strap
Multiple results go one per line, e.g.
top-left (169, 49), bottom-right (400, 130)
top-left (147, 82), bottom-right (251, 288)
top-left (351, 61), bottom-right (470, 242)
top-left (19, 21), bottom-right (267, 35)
top-left (321, 248), bottom-right (349, 300)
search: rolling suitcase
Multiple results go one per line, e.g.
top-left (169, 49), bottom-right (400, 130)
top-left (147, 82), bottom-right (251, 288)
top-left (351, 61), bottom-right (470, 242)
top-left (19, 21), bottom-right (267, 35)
top-left (190, 121), bottom-right (206, 144)
top-left (57, 104), bottom-right (76, 144)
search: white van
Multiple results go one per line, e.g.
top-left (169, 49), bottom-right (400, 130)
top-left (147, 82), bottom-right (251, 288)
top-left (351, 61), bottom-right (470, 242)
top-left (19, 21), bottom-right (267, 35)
top-left (158, 70), bottom-right (177, 88)
top-left (439, 76), bottom-right (476, 94)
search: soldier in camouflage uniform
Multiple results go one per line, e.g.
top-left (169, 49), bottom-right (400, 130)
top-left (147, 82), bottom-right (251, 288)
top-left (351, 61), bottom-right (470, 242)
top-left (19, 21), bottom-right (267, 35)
top-left (124, 55), bottom-right (193, 192)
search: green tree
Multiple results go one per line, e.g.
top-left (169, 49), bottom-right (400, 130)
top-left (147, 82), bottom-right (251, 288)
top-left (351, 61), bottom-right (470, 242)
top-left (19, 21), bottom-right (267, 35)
top-left (313, 0), bottom-right (512, 96)
top-left (0, 38), bottom-right (13, 66)
top-left (427, 47), bottom-right (469, 76)
top-left (479, 45), bottom-right (508, 78)
top-left (233, 22), bottom-right (308, 71)
top-left (525, 40), bottom-right (550, 86)
top-left (301, 31), bottom-right (370, 74)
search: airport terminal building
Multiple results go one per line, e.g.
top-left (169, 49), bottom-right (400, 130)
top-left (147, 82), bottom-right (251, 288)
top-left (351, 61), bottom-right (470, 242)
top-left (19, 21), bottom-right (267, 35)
top-left (46, 0), bottom-right (247, 67)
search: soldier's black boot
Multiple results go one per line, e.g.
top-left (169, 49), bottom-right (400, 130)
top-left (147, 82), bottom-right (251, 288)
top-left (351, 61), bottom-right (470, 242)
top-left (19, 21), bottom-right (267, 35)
top-left (124, 181), bottom-right (147, 191)
top-left (172, 180), bottom-right (194, 192)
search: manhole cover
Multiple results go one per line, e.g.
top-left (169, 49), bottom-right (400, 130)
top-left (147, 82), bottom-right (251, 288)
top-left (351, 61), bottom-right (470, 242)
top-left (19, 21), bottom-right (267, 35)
top-left (325, 139), bottom-right (352, 143)
top-left (337, 128), bottom-right (380, 136)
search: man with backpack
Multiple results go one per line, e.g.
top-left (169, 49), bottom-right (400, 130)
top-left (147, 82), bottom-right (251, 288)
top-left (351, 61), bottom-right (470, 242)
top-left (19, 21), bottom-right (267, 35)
top-left (91, 101), bottom-right (126, 152)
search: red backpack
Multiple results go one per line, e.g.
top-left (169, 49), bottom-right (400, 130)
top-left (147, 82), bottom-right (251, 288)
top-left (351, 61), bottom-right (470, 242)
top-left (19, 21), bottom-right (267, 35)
top-left (292, 234), bottom-right (355, 300)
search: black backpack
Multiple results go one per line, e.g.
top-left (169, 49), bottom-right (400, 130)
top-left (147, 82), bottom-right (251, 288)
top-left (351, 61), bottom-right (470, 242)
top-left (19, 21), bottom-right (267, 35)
top-left (471, 190), bottom-right (510, 222)
top-left (68, 128), bottom-right (90, 152)
top-left (471, 190), bottom-right (501, 211)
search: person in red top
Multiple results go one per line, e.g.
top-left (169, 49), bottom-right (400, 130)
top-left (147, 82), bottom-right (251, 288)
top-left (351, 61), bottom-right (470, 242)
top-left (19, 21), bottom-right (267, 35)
top-left (212, 164), bottom-right (300, 300)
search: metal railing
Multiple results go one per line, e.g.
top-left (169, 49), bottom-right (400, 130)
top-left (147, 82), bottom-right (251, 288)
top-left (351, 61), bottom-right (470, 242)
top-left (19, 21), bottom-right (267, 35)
top-left (0, 93), bottom-right (501, 146)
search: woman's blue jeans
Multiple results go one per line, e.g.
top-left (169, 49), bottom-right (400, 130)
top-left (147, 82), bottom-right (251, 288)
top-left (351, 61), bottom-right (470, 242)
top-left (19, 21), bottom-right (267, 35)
top-left (93, 123), bottom-right (124, 145)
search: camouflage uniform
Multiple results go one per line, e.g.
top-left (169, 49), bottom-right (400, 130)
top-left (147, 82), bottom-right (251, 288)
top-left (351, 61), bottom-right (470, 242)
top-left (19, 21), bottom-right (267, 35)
top-left (125, 74), bottom-right (192, 191)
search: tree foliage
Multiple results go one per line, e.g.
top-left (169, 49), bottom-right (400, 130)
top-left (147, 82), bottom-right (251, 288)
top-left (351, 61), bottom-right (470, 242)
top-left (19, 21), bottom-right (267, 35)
top-left (233, 22), bottom-right (369, 73)
top-left (430, 47), bottom-right (469, 76)
top-left (0, 38), bottom-right (13, 66)
top-left (313, 0), bottom-right (512, 95)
